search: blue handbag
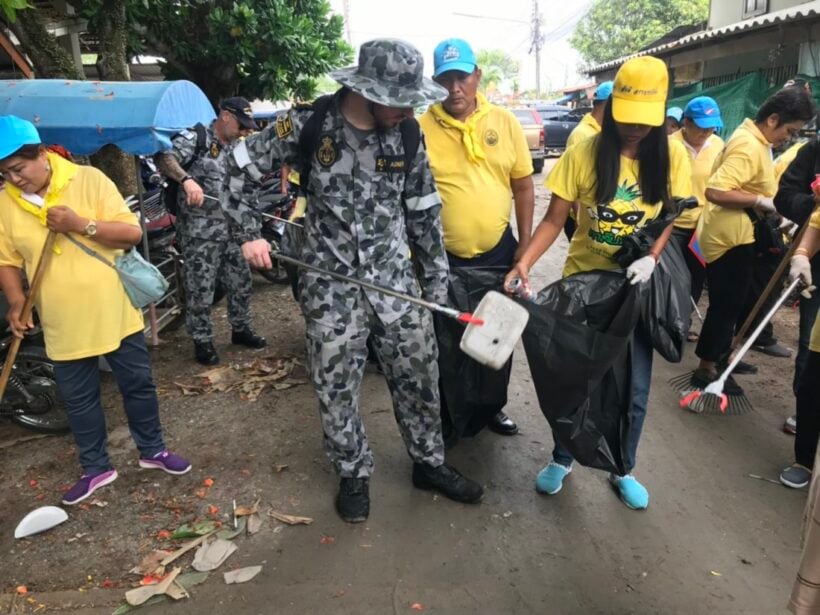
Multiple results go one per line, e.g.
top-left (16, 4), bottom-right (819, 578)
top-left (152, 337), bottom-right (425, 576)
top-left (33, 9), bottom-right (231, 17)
top-left (66, 234), bottom-right (168, 309)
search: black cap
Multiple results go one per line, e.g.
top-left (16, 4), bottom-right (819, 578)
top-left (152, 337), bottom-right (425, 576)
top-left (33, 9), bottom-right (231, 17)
top-left (220, 97), bottom-right (257, 130)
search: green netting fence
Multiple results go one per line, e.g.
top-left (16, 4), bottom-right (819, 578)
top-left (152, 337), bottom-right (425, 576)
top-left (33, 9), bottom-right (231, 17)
top-left (667, 73), bottom-right (820, 138)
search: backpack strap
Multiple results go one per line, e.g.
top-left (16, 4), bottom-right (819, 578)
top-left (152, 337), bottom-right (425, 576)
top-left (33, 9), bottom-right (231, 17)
top-left (398, 117), bottom-right (421, 174)
top-left (191, 122), bottom-right (207, 165)
top-left (297, 94), bottom-right (337, 195)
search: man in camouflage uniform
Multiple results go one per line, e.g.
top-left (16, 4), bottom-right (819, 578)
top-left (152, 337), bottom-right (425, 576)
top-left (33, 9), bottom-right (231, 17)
top-left (223, 39), bottom-right (484, 523)
top-left (155, 97), bottom-right (266, 365)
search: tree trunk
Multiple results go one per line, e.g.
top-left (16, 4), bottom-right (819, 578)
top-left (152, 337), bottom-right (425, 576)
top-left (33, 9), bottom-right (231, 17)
top-left (90, 0), bottom-right (137, 197)
top-left (9, 12), bottom-right (83, 79)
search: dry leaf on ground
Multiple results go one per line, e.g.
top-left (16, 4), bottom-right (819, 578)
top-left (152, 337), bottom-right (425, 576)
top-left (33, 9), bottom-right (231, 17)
top-left (174, 356), bottom-right (306, 400)
top-left (269, 510), bottom-right (314, 526)
top-left (192, 538), bottom-right (237, 572)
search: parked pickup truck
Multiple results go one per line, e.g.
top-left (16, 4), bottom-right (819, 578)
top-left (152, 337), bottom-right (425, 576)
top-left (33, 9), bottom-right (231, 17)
top-left (534, 104), bottom-right (589, 155)
top-left (510, 107), bottom-right (546, 173)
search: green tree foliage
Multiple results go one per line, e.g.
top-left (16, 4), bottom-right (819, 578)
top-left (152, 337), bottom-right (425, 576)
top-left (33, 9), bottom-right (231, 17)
top-left (112, 0), bottom-right (353, 104)
top-left (476, 49), bottom-right (520, 94)
top-left (0, 0), bottom-right (29, 22)
top-left (570, 0), bottom-right (709, 65)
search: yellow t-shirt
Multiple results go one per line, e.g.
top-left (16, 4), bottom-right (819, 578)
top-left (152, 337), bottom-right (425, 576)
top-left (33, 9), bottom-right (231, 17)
top-left (696, 118), bottom-right (777, 264)
top-left (547, 136), bottom-right (693, 277)
top-left (0, 162), bottom-right (144, 361)
top-left (420, 103), bottom-right (532, 258)
top-left (774, 141), bottom-right (807, 183)
top-left (810, 209), bottom-right (820, 353)
top-left (670, 130), bottom-right (724, 230)
top-left (566, 113), bottom-right (601, 149)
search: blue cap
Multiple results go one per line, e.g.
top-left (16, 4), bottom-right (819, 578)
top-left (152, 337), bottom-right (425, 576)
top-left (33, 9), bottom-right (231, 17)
top-left (593, 80), bottom-right (613, 101)
top-left (683, 96), bottom-right (723, 130)
top-left (0, 115), bottom-right (41, 160)
top-left (433, 38), bottom-right (477, 78)
top-left (666, 106), bottom-right (684, 123)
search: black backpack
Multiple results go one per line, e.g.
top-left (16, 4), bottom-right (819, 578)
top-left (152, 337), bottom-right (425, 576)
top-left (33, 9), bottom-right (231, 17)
top-left (295, 93), bottom-right (421, 196)
top-left (163, 123), bottom-right (207, 215)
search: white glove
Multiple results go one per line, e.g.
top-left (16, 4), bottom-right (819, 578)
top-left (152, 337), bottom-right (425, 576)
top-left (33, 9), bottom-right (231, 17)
top-left (753, 195), bottom-right (776, 216)
top-left (626, 255), bottom-right (657, 285)
top-left (790, 254), bottom-right (815, 299)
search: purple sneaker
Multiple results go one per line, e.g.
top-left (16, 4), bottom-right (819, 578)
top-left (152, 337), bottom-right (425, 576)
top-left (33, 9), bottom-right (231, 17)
top-left (138, 450), bottom-right (191, 475)
top-left (62, 469), bottom-right (118, 506)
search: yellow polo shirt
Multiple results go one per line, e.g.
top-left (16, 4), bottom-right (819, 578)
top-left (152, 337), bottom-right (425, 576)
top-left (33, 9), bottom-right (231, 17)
top-left (670, 130), bottom-right (725, 230)
top-left (0, 163), bottom-right (144, 361)
top-left (566, 113), bottom-right (601, 149)
top-left (696, 118), bottom-right (777, 264)
top-left (547, 136), bottom-right (692, 277)
top-left (774, 141), bottom-right (807, 183)
top-left (420, 104), bottom-right (532, 258)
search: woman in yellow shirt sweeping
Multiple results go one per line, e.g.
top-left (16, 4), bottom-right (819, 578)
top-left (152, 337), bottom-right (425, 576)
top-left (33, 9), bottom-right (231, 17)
top-left (504, 56), bottom-right (693, 510)
top-left (692, 89), bottom-right (815, 393)
top-left (0, 116), bottom-right (190, 506)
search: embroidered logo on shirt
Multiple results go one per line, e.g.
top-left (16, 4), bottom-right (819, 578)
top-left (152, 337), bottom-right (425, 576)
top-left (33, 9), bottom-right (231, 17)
top-left (484, 129), bottom-right (499, 146)
top-left (209, 142), bottom-right (221, 158)
top-left (275, 114), bottom-right (293, 139)
top-left (317, 135), bottom-right (338, 167)
top-left (375, 155), bottom-right (405, 172)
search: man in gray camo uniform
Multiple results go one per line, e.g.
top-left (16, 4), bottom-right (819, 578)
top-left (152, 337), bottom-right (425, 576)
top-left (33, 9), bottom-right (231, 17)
top-left (155, 97), bottom-right (267, 366)
top-left (222, 39), bottom-right (484, 523)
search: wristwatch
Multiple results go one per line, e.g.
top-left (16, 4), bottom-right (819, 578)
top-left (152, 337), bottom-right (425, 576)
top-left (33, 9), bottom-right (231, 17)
top-left (181, 175), bottom-right (194, 184)
top-left (83, 220), bottom-right (97, 237)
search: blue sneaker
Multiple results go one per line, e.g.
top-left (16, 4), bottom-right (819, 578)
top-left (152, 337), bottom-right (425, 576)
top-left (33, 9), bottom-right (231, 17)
top-left (609, 474), bottom-right (649, 510)
top-left (535, 462), bottom-right (572, 495)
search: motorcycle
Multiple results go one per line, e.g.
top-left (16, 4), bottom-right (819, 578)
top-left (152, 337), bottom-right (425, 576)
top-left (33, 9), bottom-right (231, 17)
top-left (0, 294), bottom-right (68, 434)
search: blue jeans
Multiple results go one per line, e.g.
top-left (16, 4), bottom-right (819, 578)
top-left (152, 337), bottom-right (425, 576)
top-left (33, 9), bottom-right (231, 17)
top-left (552, 326), bottom-right (653, 474)
top-left (794, 257), bottom-right (820, 395)
top-left (53, 332), bottom-right (165, 474)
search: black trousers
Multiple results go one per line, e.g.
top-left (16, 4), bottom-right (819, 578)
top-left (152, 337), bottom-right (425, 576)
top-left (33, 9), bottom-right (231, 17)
top-left (735, 251), bottom-right (783, 347)
top-left (671, 227), bottom-right (706, 304)
top-left (795, 351), bottom-right (820, 468)
top-left (696, 244), bottom-right (754, 363)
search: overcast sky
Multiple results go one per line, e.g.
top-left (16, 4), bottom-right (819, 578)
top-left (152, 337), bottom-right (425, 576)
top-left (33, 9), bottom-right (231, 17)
top-left (328, 0), bottom-right (593, 93)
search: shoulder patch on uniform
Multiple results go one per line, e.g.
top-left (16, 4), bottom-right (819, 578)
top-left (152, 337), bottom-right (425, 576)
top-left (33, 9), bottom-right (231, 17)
top-left (317, 134), bottom-right (338, 167)
top-left (209, 141), bottom-right (221, 158)
top-left (275, 114), bottom-right (294, 139)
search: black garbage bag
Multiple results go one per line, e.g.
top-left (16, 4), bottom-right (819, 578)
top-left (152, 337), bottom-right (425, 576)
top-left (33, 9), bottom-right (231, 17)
top-left (521, 271), bottom-right (641, 475)
top-left (638, 237), bottom-right (692, 363)
top-left (281, 217), bottom-right (305, 300)
top-left (435, 267), bottom-right (512, 441)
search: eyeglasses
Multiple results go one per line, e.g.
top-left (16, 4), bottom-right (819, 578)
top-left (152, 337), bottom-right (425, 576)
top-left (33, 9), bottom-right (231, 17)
top-left (597, 206), bottom-right (645, 225)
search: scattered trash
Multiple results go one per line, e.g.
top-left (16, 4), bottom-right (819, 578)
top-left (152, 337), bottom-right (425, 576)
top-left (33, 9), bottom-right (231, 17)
top-left (174, 356), bottom-right (307, 401)
top-left (203, 478), bottom-right (215, 487)
top-left (16, 586), bottom-right (28, 595)
top-left (274, 464), bottom-right (289, 473)
top-left (411, 603), bottom-right (425, 611)
top-left (269, 510), bottom-right (314, 526)
top-left (235, 500), bottom-right (260, 517)
top-left (247, 513), bottom-right (263, 535)
top-left (130, 550), bottom-right (172, 577)
top-left (747, 474), bottom-right (781, 486)
top-left (216, 516), bottom-right (247, 540)
top-left (14, 506), bottom-right (69, 538)
top-left (320, 535), bottom-right (336, 545)
top-left (88, 498), bottom-right (108, 508)
top-left (125, 567), bottom-right (181, 606)
top-left (502, 511), bottom-right (513, 519)
top-left (66, 532), bottom-right (88, 543)
top-left (171, 520), bottom-right (218, 539)
top-left (192, 537), bottom-right (237, 572)
top-left (160, 530), bottom-right (218, 567)
top-left (223, 565), bottom-right (262, 585)
top-left (709, 570), bottom-right (722, 577)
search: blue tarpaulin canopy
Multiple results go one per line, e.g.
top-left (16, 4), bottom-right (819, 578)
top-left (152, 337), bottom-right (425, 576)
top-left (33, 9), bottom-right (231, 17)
top-left (0, 79), bottom-right (216, 155)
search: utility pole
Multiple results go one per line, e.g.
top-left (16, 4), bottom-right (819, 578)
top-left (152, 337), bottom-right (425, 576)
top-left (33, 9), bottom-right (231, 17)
top-left (529, 0), bottom-right (543, 97)
top-left (343, 0), bottom-right (352, 45)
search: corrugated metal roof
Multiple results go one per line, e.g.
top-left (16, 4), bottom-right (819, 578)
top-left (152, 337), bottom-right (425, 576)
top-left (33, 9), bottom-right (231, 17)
top-left (587, 0), bottom-right (820, 74)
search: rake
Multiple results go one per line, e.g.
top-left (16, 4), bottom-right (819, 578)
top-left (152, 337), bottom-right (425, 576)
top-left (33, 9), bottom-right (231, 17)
top-left (677, 277), bottom-right (800, 414)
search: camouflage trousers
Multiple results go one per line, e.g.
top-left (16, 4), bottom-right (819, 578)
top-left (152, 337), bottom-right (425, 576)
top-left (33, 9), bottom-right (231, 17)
top-left (181, 236), bottom-right (252, 343)
top-left (305, 299), bottom-right (445, 478)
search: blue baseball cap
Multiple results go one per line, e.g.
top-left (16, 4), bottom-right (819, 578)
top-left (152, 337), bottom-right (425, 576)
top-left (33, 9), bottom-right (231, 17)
top-left (683, 96), bottom-right (723, 130)
top-left (666, 106), bottom-right (684, 123)
top-left (433, 38), bottom-right (477, 78)
top-left (593, 80), bottom-right (613, 101)
top-left (0, 115), bottom-right (41, 160)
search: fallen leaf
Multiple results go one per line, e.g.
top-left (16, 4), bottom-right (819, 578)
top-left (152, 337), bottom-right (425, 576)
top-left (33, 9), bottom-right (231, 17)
top-left (16, 586), bottom-right (27, 595)
top-left (269, 510), bottom-right (314, 525)
top-left (709, 570), bottom-right (722, 577)
top-left (126, 568), bottom-right (181, 606)
top-left (216, 516), bottom-right (247, 540)
top-left (274, 464), bottom-right (289, 473)
top-left (320, 535), bottom-right (336, 545)
top-left (203, 478), bottom-right (215, 488)
top-left (88, 499), bottom-right (108, 508)
top-left (112, 595), bottom-right (167, 615)
top-left (164, 580), bottom-right (189, 601)
top-left (192, 538), bottom-right (237, 572)
top-left (130, 550), bottom-right (171, 577)
top-left (235, 503), bottom-right (259, 517)
top-left (175, 571), bottom-right (210, 589)
top-left (247, 512), bottom-right (263, 535)
top-left (157, 530), bottom-right (171, 540)
top-left (172, 520), bottom-right (217, 539)
top-left (411, 603), bottom-right (425, 611)
top-left (208, 505), bottom-right (219, 516)
top-left (223, 565), bottom-right (262, 584)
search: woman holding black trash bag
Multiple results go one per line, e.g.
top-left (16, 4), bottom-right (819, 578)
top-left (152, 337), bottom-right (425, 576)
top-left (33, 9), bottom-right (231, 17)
top-left (504, 56), bottom-right (692, 510)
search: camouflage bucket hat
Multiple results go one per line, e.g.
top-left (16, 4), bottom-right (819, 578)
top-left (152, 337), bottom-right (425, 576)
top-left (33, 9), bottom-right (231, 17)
top-left (330, 38), bottom-right (448, 108)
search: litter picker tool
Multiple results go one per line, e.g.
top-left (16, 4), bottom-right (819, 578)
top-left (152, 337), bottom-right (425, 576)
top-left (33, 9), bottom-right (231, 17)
top-left (270, 251), bottom-right (529, 369)
top-left (0, 231), bottom-right (57, 402)
top-left (680, 277), bottom-right (801, 414)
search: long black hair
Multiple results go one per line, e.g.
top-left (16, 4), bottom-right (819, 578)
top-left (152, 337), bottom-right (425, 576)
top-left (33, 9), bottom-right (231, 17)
top-left (594, 99), bottom-right (671, 208)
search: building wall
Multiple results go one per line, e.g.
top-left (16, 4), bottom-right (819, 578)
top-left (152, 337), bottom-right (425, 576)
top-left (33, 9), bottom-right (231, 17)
top-left (709, 0), bottom-right (814, 28)
top-left (703, 44), bottom-right (800, 78)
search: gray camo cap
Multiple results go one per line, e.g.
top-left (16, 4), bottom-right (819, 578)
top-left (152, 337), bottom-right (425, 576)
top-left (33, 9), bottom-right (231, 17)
top-left (330, 38), bottom-right (448, 108)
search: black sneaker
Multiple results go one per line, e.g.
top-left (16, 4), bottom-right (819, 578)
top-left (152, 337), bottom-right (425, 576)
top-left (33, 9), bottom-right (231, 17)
top-left (731, 360), bottom-right (758, 375)
top-left (231, 328), bottom-right (267, 349)
top-left (336, 477), bottom-right (369, 523)
top-left (194, 341), bottom-right (219, 366)
top-left (412, 463), bottom-right (483, 503)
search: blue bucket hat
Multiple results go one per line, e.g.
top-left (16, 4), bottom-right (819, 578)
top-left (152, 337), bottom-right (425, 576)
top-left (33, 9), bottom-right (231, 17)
top-left (683, 96), bottom-right (723, 130)
top-left (666, 106), bottom-right (684, 123)
top-left (0, 115), bottom-right (41, 160)
top-left (593, 80), bottom-right (613, 101)
top-left (433, 38), bottom-right (477, 78)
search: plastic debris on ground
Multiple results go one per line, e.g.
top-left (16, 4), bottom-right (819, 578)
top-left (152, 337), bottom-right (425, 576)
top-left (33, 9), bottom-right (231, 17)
top-left (223, 565), bottom-right (263, 585)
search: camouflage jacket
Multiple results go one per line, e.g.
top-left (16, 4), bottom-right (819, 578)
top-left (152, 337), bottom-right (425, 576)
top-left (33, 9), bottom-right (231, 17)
top-left (224, 95), bottom-right (449, 326)
top-left (169, 123), bottom-right (234, 241)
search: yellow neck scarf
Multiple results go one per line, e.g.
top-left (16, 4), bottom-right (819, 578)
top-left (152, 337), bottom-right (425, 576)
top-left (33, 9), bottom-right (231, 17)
top-left (430, 92), bottom-right (493, 164)
top-left (6, 152), bottom-right (78, 225)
